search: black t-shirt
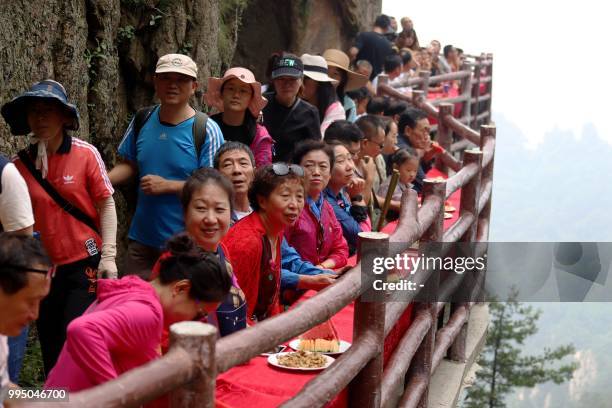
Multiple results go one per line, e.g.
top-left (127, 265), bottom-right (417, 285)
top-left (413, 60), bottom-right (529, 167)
top-left (210, 112), bottom-right (254, 146)
top-left (262, 94), bottom-right (321, 162)
top-left (355, 31), bottom-right (393, 79)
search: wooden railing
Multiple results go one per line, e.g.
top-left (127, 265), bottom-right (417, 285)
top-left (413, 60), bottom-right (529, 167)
top-left (28, 56), bottom-right (496, 408)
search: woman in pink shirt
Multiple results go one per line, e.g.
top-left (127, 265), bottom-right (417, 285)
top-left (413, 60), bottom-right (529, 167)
top-left (44, 234), bottom-right (231, 392)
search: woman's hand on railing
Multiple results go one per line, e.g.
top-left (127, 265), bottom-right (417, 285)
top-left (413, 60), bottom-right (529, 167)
top-left (297, 273), bottom-right (338, 291)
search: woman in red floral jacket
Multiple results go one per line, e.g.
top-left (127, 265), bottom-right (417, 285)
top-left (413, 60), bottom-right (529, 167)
top-left (222, 163), bottom-right (305, 323)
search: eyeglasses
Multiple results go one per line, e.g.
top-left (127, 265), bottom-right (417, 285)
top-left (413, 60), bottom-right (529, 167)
top-left (2, 263), bottom-right (54, 278)
top-left (271, 163), bottom-right (304, 177)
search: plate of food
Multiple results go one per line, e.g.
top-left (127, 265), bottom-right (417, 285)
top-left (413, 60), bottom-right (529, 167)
top-left (444, 204), bottom-right (456, 212)
top-left (288, 339), bottom-right (351, 355)
top-left (444, 212), bottom-right (453, 219)
top-left (268, 350), bottom-right (335, 371)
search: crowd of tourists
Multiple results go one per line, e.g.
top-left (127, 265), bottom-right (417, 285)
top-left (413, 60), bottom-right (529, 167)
top-left (0, 12), bottom-right (465, 403)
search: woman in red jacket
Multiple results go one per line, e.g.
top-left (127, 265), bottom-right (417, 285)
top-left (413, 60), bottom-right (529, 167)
top-left (285, 140), bottom-right (348, 270)
top-left (222, 164), bottom-right (305, 323)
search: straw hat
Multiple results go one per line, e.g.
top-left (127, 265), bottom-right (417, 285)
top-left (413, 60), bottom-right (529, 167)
top-left (300, 54), bottom-right (338, 84)
top-left (322, 49), bottom-right (368, 91)
top-left (205, 67), bottom-right (267, 117)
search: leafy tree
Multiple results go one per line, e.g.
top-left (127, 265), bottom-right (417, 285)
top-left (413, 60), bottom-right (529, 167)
top-left (464, 294), bottom-right (577, 407)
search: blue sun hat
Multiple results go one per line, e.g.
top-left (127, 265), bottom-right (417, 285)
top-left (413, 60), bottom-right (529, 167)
top-left (1, 79), bottom-right (80, 135)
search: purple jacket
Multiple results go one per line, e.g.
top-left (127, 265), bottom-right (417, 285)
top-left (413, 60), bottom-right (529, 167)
top-left (252, 124), bottom-right (273, 167)
top-left (285, 199), bottom-right (349, 268)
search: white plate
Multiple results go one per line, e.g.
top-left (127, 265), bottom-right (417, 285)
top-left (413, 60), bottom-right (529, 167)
top-left (288, 339), bottom-right (351, 355)
top-left (268, 352), bottom-right (335, 371)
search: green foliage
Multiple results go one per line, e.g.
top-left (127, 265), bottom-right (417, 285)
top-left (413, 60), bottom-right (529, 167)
top-left (118, 25), bottom-right (136, 42)
top-left (464, 293), bottom-right (578, 408)
top-left (84, 39), bottom-right (110, 78)
top-left (19, 325), bottom-right (45, 388)
top-left (178, 41), bottom-right (193, 55)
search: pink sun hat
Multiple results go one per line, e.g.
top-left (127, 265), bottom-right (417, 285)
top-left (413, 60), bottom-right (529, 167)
top-left (205, 67), bottom-right (268, 117)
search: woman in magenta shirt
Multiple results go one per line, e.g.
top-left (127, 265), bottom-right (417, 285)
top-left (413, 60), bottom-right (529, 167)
top-left (285, 140), bottom-right (348, 269)
top-left (44, 234), bottom-right (230, 392)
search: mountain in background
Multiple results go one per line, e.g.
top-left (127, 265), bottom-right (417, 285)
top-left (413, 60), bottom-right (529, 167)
top-left (481, 114), bottom-right (612, 407)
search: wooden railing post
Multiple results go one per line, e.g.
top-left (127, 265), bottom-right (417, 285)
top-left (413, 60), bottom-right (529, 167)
top-left (349, 232), bottom-right (390, 408)
top-left (470, 58), bottom-right (482, 130)
top-left (459, 62), bottom-right (472, 126)
top-left (477, 125), bottom-right (495, 241)
top-left (403, 179), bottom-right (445, 408)
top-left (418, 70), bottom-right (430, 98)
top-left (485, 54), bottom-right (493, 120)
top-left (169, 322), bottom-right (217, 408)
top-left (447, 149), bottom-right (483, 363)
top-left (476, 125), bottom-right (496, 302)
top-left (435, 103), bottom-right (454, 173)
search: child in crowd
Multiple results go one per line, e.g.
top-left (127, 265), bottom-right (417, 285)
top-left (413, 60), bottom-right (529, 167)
top-left (378, 148), bottom-right (420, 202)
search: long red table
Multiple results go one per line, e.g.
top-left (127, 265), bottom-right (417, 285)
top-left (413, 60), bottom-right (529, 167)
top-left (216, 169), bottom-right (460, 407)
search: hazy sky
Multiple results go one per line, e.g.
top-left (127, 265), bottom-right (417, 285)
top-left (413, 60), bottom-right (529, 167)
top-left (382, 1), bottom-right (612, 146)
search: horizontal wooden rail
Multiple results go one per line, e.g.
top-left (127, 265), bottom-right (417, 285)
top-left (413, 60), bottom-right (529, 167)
top-left (381, 309), bottom-right (434, 408)
top-left (281, 328), bottom-right (381, 407)
top-left (443, 212), bottom-right (476, 243)
top-left (427, 70), bottom-right (472, 84)
top-left (477, 179), bottom-right (493, 215)
top-left (27, 323), bottom-right (218, 408)
top-left (390, 189), bottom-right (421, 246)
top-left (473, 93), bottom-right (491, 103)
top-left (215, 265), bottom-right (363, 372)
top-left (432, 305), bottom-right (470, 373)
top-left (481, 137), bottom-right (495, 169)
top-left (398, 374), bottom-right (428, 408)
top-left (430, 94), bottom-right (470, 106)
top-left (445, 161), bottom-right (480, 196)
top-left (450, 139), bottom-right (474, 153)
top-left (443, 115), bottom-right (481, 144)
top-left (437, 271), bottom-right (468, 306)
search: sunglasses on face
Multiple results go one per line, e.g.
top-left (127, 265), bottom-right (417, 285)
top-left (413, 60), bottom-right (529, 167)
top-left (271, 163), bottom-right (305, 177)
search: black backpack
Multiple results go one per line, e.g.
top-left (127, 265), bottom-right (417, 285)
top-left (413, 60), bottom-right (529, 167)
top-left (120, 106), bottom-right (209, 212)
top-left (132, 105), bottom-right (209, 158)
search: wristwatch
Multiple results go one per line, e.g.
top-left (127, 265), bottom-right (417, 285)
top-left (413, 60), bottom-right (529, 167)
top-left (350, 194), bottom-right (364, 202)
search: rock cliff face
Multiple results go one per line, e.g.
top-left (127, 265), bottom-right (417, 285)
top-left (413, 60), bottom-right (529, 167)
top-left (0, 0), bottom-right (380, 261)
top-left (232, 0), bottom-right (382, 80)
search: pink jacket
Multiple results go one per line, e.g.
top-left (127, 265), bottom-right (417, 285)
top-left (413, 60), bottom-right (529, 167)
top-left (252, 124), bottom-right (274, 167)
top-left (45, 276), bottom-right (163, 391)
top-left (285, 199), bottom-right (349, 268)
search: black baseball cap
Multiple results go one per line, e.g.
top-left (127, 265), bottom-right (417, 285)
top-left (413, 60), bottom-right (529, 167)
top-left (271, 54), bottom-right (304, 79)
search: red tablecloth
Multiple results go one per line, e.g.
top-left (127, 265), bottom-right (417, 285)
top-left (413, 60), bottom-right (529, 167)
top-left (216, 168), bottom-right (460, 408)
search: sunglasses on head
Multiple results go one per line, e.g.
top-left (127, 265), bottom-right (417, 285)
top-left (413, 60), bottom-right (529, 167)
top-left (2, 263), bottom-right (54, 278)
top-left (271, 163), bottom-right (304, 177)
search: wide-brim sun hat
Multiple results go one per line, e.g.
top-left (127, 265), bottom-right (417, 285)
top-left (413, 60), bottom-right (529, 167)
top-left (205, 67), bottom-right (268, 117)
top-left (322, 49), bottom-right (369, 91)
top-left (300, 54), bottom-right (338, 84)
top-left (1, 80), bottom-right (80, 136)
